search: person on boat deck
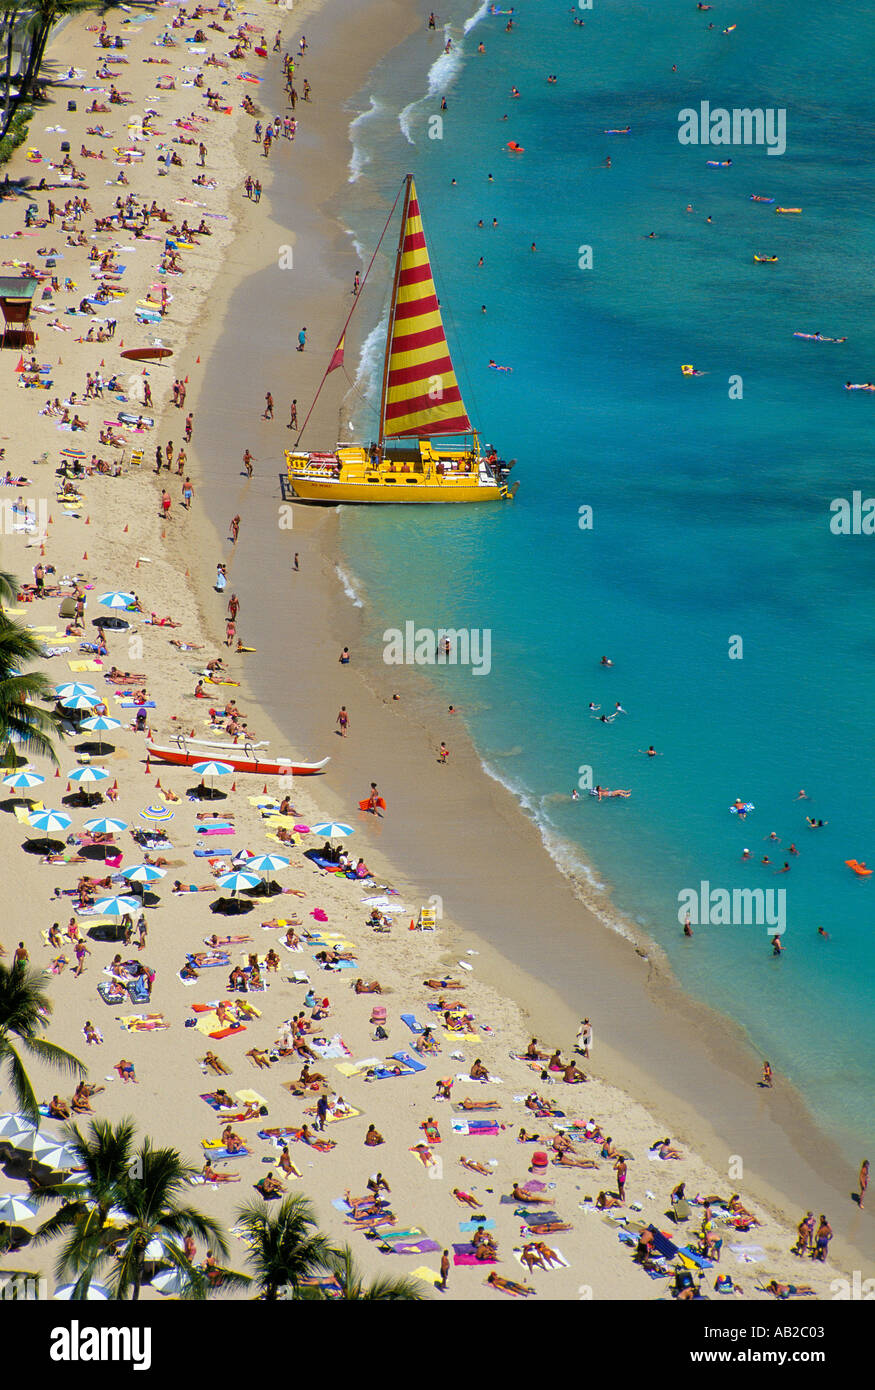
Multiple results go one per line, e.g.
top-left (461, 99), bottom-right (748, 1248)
top-left (436, 461), bottom-right (444, 475)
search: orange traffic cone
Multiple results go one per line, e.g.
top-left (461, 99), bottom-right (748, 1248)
top-left (83, 551), bottom-right (87, 560)
top-left (48, 515), bottom-right (53, 524)
top-left (409, 919), bottom-right (415, 931)
top-left (145, 758), bottom-right (151, 774)
top-left (123, 524), bottom-right (128, 532)
top-left (85, 516), bottom-right (90, 525)
top-left (155, 778), bottom-right (162, 789)
top-left (263, 784), bottom-right (268, 795)
top-left (231, 781), bottom-right (237, 792)
top-left (196, 356), bottom-right (200, 363)
top-left (134, 559), bottom-right (139, 568)
top-left (55, 767), bottom-right (60, 778)
top-left (111, 780), bottom-right (118, 791)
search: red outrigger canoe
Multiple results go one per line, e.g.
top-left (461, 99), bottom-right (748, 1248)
top-left (146, 739), bottom-right (329, 776)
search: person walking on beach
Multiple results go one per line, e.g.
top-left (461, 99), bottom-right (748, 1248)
top-left (293, 553), bottom-right (299, 571)
top-left (230, 514), bottom-right (240, 543)
top-left (160, 489), bottom-right (172, 520)
top-left (438, 742), bottom-right (449, 764)
top-left (228, 593), bottom-right (240, 622)
top-left (288, 399), bottom-right (298, 430)
top-left (762, 1059), bottom-right (773, 1088)
top-left (813, 1215), bottom-right (832, 1261)
top-left (438, 1249), bottom-right (450, 1291)
top-left (253, 180), bottom-right (262, 203)
top-left (225, 620), bottom-right (236, 648)
top-left (859, 1159), bottom-right (869, 1209)
top-left (243, 448), bottom-right (253, 477)
top-left (182, 477), bottom-right (194, 509)
top-left (184, 413), bottom-right (193, 442)
top-left (336, 706), bottom-right (349, 737)
top-left (198, 142), bottom-right (207, 168)
top-left (297, 327), bottom-right (307, 352)
top-left (263, 392), bottom-right (274, 420)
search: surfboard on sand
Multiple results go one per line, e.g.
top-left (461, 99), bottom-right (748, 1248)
top-left (359, 797), bottom-right (387, 811)
top-left (120, 347), bottom-right (173, 361)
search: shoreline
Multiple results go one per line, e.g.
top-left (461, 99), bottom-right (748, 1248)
top-left (0, 0), bottom-right (869, 1302)
top-left (186, 1), bottom-right (872, 1271)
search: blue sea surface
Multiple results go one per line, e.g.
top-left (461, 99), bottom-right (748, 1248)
top-left (331, 0), bottom-right (875, 1154)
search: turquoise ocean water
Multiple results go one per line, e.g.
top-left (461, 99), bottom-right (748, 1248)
top-left (329, 0), bottom-right (875, 1154)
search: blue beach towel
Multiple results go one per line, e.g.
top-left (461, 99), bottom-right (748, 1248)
top-left (401, 1014), bottom-right (424, 1034)
top-left (392, 1051), bottom-right (426, 1073)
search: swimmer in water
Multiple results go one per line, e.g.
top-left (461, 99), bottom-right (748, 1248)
top-left (806, 817), bottom-right (828, 828)
top-left (596, 714), bottom-right (617, 724)
top-left (787, 843), bottom-right (798, 855)
top-left (741, 848), bottom-right (751, 860)
top-left (614, 702), bottom-right (627, 714)
top-left (683, 912), bottom-right (693, 938)
top-left (571, 789), bottom-right (579, 801)
top-left (817, 926), bottom-right (830, 940)
top-left (771, 936), bottom-right (784, 956)
top-left (761, 856), bottom-right (771, 866)
top-left (588, 703), bottom-right (600, 712)
top-left (765, 832), bottom-right (781, 843)
top-left (795, 790), bottom-right (810, 800)
top-left (641, 746), bottom-right (660, 758)
top-left (600, 656), bottom-right (613, 667)
top-left (603, 156), bottom-right (611, 168)
top-left (775, 862), bottom-right (791, 874)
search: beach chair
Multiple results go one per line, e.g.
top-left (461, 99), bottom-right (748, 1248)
top-left (58, 596), bottom-right (76, 618)
top-left (672, 1198), bottom-right (691, 1223)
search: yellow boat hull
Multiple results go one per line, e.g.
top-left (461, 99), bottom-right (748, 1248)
top-left (285, 442), bottom-right (511, 505)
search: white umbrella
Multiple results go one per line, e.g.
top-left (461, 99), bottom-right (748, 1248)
top-left (311, 821), bottom-right (353, 838)
top-left (0, 1113), bottom-right (36, 1140)
top-left (66, 766), bottom-right (110, 784)
top-left (61, 694), bottom-right (98, 711)
top-left (244, 854), bottom-right (290, 873)
top-left (11, 1128), bottom-right (63, 1159)
top-left (92, 895), bottom-right (140, 916)
top-left (27, 809), bottom-right (72, 833)
top-left (123, 864), bottom-right (166, 883)
top-left (216, 871), bottom-right (261, 894)
top-left (3, 769), bottom-right (45, 790)
top-left (54, 682), bottom-right (97, 700)
top-left (144, 1234), bottom-right (183, 1262)
top-left (32, 1144), bottom-right (80, 1171)
top-left (84, 817), bottom-right (128, 835)
top-left (0, 1193), bottom-right (38, 1221)
top-left (150, 1266), bottom-right (195, 1296)
top-left (191, 761), bottom-right (234, 778)
top-left (361, 895), bottom-right (407, 913)
top-left (98, 591), bottom-right (135, 609)
top-left (53, 1281), bottom-right (112, 1301)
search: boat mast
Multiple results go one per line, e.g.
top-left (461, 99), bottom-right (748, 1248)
top-left (377, 173), bottom-right (413, 454)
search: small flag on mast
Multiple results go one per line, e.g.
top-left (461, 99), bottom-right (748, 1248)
top-left (327, 332), bottom-right (345, 373)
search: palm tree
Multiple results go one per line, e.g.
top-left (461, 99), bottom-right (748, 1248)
top-left (0, 0), bottom-right (103, 141)
top-left (34, 1124), bottom-right (245, 1300)
top-left (235, 1194), bottom-right (334, 1300)
top-left (0, 600), bottom-right (64, 766)
top-left (313, 1243), bottom-right (427, 1301)
top-left (0, 960), bottom-right (83, 1124)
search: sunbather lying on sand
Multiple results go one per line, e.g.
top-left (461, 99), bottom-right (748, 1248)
top-left (452, 1188), bottom-right (483, 1208)
top-left (520, 1243), bottom-right (547, 1272)
top-left (766, 1280), bottom-right (817, 1299)
top-left (424, 978), bottom-right (463, 989)
top-left (553, 1152), bottom-right (599, 1169)
top-left (596, 1190), bottom-right (623, 1210)
top-left (518, 1129), bottom-right (540, 1143)
top-left (354, 979), bottom-right (382, 994)
top-left (457, 1097), bottom-right (499, 1111)
top-left (512, 1183), bottom-right (552, 1204)
top-left (203, 1159), bottom-right (240, 1183)
top-left (246, 1048), bottom-right (272, 1070)
top-left (487, 1272), bottom-right (535, 1297)
top-left (202, 1052), bottom-right (230, 1075)
top-left (460, 1156), bottom-right (491, 1176)
top-left (255, 1172), bottom-right (285, 1197)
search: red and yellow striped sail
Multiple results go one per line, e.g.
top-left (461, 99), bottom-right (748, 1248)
top-left (383, 178), bottom-right (472, 439)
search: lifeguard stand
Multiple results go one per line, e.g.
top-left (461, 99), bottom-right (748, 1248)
top-left (0, 276), bottom-right (37, 349)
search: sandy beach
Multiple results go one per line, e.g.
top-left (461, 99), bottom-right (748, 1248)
top-left (0, 0), bottom-right (870, 1309)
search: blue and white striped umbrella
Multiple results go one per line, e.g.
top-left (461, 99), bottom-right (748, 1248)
top-left (92, 895), bottom-right (140, 916)
top-left (54, 682), bottom-right (97, 700)
top-left (84, 817), bottom-right (128, 835)
top-left (53, 1282), bottom-right (112, 1301)
top-left (243, 854), bottom-right (290, 873)
top-left (123, 864), bottom-right (166, 883)
top-left (215, 871), bottom-right (261, 893)
top-left (311, 821), bottom-right (353, 839)
top-left (81, 715), bottom-right (122, 733)
top-left (3, 769), bottom-right (45, 790)
top-left (98, 591), bottom-right (136, 609)
top-left (28, 809), bottom-right (72, 833)
top-left (0, 1112), bottom-right (36, 1140)
top-left (191, 761), bottom-right (234, 778)
top-left (61, 694), bottom-right (98, 711)
top-left (0, 1193), bottom-right (38, 1222)
top-left (66, 766), bottom-right (110, 784)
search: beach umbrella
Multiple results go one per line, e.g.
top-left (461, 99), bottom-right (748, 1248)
top-left (79, 714), bottom-right (123, 755)
top-left (92, 895), bottom-right (139, 916)
top-left (311, 822), bottom-right (353, 839)
top-left (0, 1194), bottom-right (38, 1222)
top-left (0, 1113), bottom-right (35, 1140)
top-left (53, 1282), bottom-right (111, 1301)
top-left (28, 809), bottom-right (72, 833)
top-left (140, 804), bottom-right (174, 822)
top-left (192, 760), bottom-right (234, 800)
top-left (243, 854), bottom-right (290, 874)
top-left (98, 591), bottom-right (136, 609)
top-left (54, 682), bottom-right (97, 700)
top-left (61, 694), bottom-right (98, 711)
top-left (143, 1234), bottom-right (183, 1263)
top-left (66, 766), bottom-right (110, 785)
top-left (362, 895), bottom-right (407, 913)
top-left (84, 817), bottom-right (128, 835)
top-left (123, 863), bottom-right (166, 883)
top-left (28, 1142), bottom-right (80, 1171)
top-left (150, 1266), bottom-right (194, 1296)
top-left (215, 871), bottom-right (261, 895)
top-left (11, 1128), bottom-right (63, 1159)
top-left (3, 769), bottom-right (46, 791)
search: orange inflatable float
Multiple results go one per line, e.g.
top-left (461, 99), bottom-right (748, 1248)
top-left (845, 859), bottom-right (872, 876)
top-left (507, 141), bottom-right (524, 152)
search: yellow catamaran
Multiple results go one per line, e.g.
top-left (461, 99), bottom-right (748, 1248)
top-left (285, 174), bottom-right (518, 504)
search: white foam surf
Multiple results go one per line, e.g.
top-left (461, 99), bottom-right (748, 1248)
top-left (335, 564), bottom-right (364, 609)
top-left (347, 95), bottom-right (383, 183)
